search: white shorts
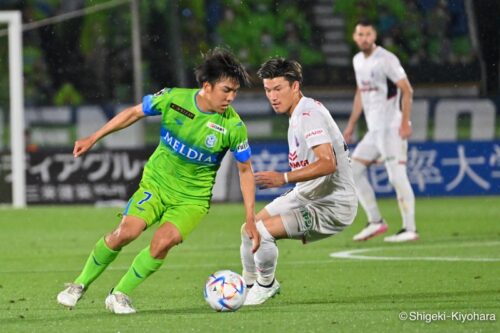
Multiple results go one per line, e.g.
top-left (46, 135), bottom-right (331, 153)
top-left (352, 128), bottom-right (408, 164)
top-left (265, 189), bottom-right (357, 243)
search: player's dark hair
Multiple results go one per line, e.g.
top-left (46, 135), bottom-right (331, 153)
top-left (195, 47), bottom-right (251, 88)
top-left (257, 58), bottom-right (303, 86)
top-left (355, 18), bottom-right (376, 30)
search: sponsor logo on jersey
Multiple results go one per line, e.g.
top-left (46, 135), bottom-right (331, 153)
top-left (236, 140), bottom-right (249, 152)
top-left (205, 134), bottom-right (217, 148)
top-left (161, 127), bottom-right (220, 164)
top-left (170, 103), bottom-right (195, 119)
top-left (289, 159), bottom-right (309, 169)
top-left (305, 128), bottom-right (325, 139)
top-left (207, 122), bottom-right (227, 134)
top-left (302, 112), bottom-right (311, 117)
top-left (288, 150), bottom-right (309, 168)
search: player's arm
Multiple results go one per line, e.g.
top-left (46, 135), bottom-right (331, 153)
top-left (396, 77), bottom-right (413, 139)
top-left (255, 142), bottom-right (336, 189)
top-left (73, 103), bottom-right (145, 157)
top-left (236, 159), bottom-right (260, 252)
top-left (343, 88), bottom-right (363, 143)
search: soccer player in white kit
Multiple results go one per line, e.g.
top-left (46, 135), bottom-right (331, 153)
top-left (343, 20), bottom-right (418, 243)
top-left (240, 58), bottom-right (358, 305)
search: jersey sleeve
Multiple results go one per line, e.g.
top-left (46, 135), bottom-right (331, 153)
top-left (383, 53), bottom-right (407, 83)
top-left (229, 120), bottom-right (251, 163)
top-left (142, 87), bottom-right (172, 116)
top-left (300, 108), bottom-right (332, 148)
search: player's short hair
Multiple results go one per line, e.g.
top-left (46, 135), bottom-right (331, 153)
top-left (257, 58), bottom-right (303, 86)
top-left (195, 47), bottom-right (251, 88)
top-left (355, 18), bottom-right (376, 30)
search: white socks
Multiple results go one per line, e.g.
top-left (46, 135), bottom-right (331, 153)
top-left (240, 221), bottom-right (278, 286)
top-left (352, 159), bottom-right (416, 231)
top-left (352, 160), bottom-right (382, 222)
top-left (240, 224), bottom-right (257, 286)
top-left (385, 162), bottom-right (416, 232)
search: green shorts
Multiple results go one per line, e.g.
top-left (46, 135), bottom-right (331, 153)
top-left (123, 181), bottom-right (209, 240)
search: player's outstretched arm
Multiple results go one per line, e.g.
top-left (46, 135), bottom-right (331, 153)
top-left (255, 143), bottom-right (336, 189)
top-left (396, 78), bottom-right (414, 139)
top-left (73, 104), bottom-right (145, 157)
top-left (236, 159), bottom-right (260, 252)
top-left (343, 88), bottom-right (363, 143)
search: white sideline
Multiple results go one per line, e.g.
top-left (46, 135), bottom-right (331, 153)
top-left (330, 241), bottom-right (500, 262)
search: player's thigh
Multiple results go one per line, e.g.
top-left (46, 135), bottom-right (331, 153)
top-left (124, 183), bottom-right (165, 228)
top-left (160, 204), bottom-right (209, 241)
top-left (352, 131), bottom-right (380, 162)
top-left (264, 189), bottom-right (303, 218)
top-left (281, 198), bottom-right (357, 244)
top-left (380, 128), bottom-right (408, 163)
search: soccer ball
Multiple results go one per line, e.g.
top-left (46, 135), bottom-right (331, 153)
top-left (204, 270), bottom-right (246, 312)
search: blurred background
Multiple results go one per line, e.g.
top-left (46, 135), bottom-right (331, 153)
top-left (0, 0), bottom-right (499, 205)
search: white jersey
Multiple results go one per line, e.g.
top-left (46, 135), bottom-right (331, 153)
top-left (353, 46), bottom-right (407, 131)
top-left (288, 96), bottom-right (356, 202)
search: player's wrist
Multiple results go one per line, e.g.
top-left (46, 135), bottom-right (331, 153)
top-left (283, 172), bottom-right (289, 184)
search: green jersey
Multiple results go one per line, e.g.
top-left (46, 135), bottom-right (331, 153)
top-left (141, 87), bottom-right (251, 204)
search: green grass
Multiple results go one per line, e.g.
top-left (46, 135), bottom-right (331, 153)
top-left (0, 197), bottom-right (499, 332)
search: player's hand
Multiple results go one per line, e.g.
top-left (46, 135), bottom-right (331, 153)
top-left (343, 124), bottom-right (355, 143)
top-left (73, 135), bottom-right (97, 158)
top-left (244, 220), bottom-right (260, 253)
top-left (399, 121), bottom-right (412, 139)
top-left (255, 171), bottom-right (286, 189)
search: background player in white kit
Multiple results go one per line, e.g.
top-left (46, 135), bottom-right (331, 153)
top-left (343, 19), bottom-right (418, 243)
top-left (240, 58), bottom-right (358, 305)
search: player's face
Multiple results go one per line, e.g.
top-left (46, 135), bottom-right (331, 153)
top-left (205, 78), bottom-right (240, 113)
top-left (353, 25), bottom-right (377, 53)
top-left (263, 77), bottom-right (299, 116)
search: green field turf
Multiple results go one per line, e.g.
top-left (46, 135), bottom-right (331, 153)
top-left (0, 197), bottom-right (499, 333)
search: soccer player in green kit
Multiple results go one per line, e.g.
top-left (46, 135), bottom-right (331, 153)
top-left (57, 48), bottom-right (260, 314)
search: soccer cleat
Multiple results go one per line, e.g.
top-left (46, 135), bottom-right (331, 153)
top-left (57, 283), bottom-right (85, 308)
top-left (384, 229), bottom-right (419, 243)
top-left (352, 220), bottom-right (388, 241)
top-left (105, 291), bottom-right (136, 314)
top-left (244, 279), bottom-right (280, 306)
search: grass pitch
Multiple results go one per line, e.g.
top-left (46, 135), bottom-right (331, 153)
top-left (0, 197), bottom-right (499, 332)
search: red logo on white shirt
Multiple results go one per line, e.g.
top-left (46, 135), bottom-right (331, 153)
top-left (305, 128), bottom-right (325, 139)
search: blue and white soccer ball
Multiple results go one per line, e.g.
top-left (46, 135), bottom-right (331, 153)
top-left (204, 270), bottom-right (246, 312)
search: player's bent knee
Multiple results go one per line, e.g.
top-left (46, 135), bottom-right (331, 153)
top-left (150, 226), bottom-right (182, 258)
top-left (351, 159), bottom-right (367, 177)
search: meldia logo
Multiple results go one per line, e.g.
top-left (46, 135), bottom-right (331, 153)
top-left (161, 127), bottom-right (220, 164)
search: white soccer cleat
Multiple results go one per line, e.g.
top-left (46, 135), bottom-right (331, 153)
top-left (244, 280), bottom-right (280, 306)
top-left (353, 220), bottom-right (388, 241)
top-left (384, 229), bottom-right (419, 243)
top-left (105, 291), bottom-right (137, 314)
top-left (57, 283), bottom-right (85, 308)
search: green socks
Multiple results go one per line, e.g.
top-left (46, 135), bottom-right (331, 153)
top-left (114, 246), bottom-right (164, 295)
top-left (74, 237), bottom-right (120, 288)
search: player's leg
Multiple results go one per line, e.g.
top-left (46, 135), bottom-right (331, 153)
top-left (351, 132), bottom-right (388, 241)
top-left (243, 215), bottom-right (285, 305)
top-left (57, 214), bottom-right (145, 308)
top-left (241, 189), bottom-right (303, 287)
top-left (106, 204), bottom-right (207, 314)
top-left (381, 130), bottom-right (417, 242)
top-left (240, 207), bottom-right (272, 288)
